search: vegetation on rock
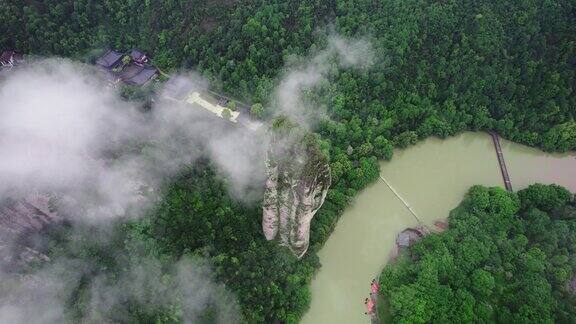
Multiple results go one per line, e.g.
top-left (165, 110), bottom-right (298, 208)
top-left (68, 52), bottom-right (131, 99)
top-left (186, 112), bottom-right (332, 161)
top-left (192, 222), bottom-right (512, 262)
top-left (263, 117), bottom-right (331, 257)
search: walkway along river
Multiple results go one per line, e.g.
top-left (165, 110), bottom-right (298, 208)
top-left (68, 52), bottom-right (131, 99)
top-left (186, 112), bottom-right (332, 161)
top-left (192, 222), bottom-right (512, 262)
top-left (301, 132), bottom-right (576, 324)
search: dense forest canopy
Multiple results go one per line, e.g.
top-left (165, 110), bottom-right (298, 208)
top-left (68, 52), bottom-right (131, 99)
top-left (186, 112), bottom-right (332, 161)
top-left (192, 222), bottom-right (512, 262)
top-left (1, 0), bottom-right (575, 322)
top-left (380, 184), bottom-right (576, 323)
top-left (38, 163), bottom-right (318, 322)
top-left (2, 0), bottom-right (574, 147)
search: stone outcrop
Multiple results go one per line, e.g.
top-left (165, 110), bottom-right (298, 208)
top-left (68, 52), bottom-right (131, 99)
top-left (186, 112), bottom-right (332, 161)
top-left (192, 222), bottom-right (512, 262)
top-left (389, 222), bottom-right (448, 262)
top-left (396, 227), bottom-right (426, 248)
top-left (0, 193), bottom-right (60, 269)
top-left (262, 119), bottom-right (331, 258)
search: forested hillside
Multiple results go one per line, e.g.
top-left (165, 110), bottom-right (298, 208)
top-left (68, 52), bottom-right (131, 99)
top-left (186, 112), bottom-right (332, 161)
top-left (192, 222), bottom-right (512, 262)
top-left (2, 0), bottom-right (575, 322)
top-left (2, 0), bottom-right (574, 245)
top-left (39, 163), bottom-right (318, 322)
top-left (2, 0), bottom-right (574, 147)
top-left (380, 184), bottom-right (576, 323)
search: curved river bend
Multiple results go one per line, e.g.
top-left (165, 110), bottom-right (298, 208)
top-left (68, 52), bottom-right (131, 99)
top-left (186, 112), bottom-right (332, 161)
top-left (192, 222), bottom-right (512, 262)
top-left (301, 132), bottom-right (576, 324)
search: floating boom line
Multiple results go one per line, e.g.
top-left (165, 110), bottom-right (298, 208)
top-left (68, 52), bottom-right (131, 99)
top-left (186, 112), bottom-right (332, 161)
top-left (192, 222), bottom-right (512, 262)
top-left (373, 175), bottom-right (425, 323)
top-left (379, 175), bottom-right (425, 225)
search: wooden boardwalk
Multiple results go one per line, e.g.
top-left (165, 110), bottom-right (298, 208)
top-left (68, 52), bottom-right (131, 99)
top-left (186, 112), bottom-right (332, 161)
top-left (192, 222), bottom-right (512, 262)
top-left (371, 134), bottom-right (514, 322)
top-left (490, 133), bottom-right (513, 192)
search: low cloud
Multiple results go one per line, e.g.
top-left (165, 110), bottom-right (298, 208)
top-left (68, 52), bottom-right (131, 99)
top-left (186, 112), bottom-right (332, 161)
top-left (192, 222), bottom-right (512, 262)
top-left (0, 60), bottom-right (250, 323)
top-left (275, 35), bottom-right (373, 127)
top-left (0, 60), bottom-right (266, 222)
top-left (0, 35), bottom-right (373, 222)
top-left (0, 256), bottom-right (240, 323)
top-left (0, 34), bottom-right (373, 323)
top-left (85, 258), bottom-right (240, 323)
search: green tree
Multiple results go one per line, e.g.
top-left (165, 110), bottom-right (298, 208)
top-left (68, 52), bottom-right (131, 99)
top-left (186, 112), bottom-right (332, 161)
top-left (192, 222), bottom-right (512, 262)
top-left (250, 103), bottom-right (265, 119)
top-left (379, 185), bottom-right (576, 323)
top-left (373, 135), bottom-right (394, 160)
top-left (226, 100), bottom-right (237, 111)
top-left (221, 108), bottom-right (232, 120)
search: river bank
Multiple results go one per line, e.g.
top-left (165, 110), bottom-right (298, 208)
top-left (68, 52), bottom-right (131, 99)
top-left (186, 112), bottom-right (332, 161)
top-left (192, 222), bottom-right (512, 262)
top-left (301, 132), bottom-right (576, 324)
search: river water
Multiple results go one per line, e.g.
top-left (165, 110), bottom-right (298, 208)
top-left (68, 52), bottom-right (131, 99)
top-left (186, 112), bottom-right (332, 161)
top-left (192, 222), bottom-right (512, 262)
top-left (301, 132), bottom-right (576, 324)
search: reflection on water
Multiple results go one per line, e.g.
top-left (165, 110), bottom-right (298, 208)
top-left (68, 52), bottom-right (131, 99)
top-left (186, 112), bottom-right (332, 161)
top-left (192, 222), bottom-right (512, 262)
top-left (301, 132), bottom-right (576, 324)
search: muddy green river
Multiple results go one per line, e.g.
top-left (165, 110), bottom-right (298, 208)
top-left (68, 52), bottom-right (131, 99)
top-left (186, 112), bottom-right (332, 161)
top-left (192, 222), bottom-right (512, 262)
top-left (301, 132), bottom-right (576, 324)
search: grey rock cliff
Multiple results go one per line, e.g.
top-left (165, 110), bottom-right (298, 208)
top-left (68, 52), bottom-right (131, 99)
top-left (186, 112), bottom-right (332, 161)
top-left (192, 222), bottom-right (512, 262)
top-left (0, 193), bottom-right (60, 268)
top-left (262, 122), bottom-right (331, 258)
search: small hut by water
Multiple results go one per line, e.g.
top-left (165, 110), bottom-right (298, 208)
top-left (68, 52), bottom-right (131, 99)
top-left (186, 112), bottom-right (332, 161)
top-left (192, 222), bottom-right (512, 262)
top-left (388, 226), bottom-right (428, 262)
top-left (396, 228), bottom-right (425, 248)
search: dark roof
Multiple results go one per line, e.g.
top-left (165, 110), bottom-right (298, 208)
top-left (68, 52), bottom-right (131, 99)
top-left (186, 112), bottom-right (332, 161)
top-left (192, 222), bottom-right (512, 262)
top-left (118, 63), bottom-right (144, 81)
top-left (99, 69), bottom-right (119, 84)
top-left (123, 66), bottom-right (158, 85)
top-left (129, 49), bottom-right (148, 63)
top-left (96, 50), bottom-right (124, 69)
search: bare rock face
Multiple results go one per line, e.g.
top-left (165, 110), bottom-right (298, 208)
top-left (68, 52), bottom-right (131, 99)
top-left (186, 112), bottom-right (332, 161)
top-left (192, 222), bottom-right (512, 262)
top-left (396, 228), bottom-right (425, 248)
top-left (0, 193), bottom-right (60, 269)
top-left (262, 119), bottom-right (331, 258)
